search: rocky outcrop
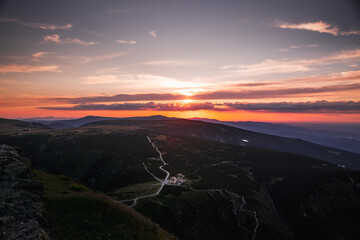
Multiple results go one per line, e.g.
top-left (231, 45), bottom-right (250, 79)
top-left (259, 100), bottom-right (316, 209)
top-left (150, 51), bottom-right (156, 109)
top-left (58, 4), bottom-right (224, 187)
top-left (0, 145), bottom-right (50, 240)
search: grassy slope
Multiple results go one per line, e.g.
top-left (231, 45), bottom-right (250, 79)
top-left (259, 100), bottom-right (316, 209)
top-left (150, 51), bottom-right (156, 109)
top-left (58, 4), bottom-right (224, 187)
top-left (134, 134), bottom-right (360, 240)
top-left (34, 170), bottom-right (176, 240)
top-left (0, 118), bottom-right (48, 134)
top-left (0, 132), bottom-right (158, 191)
top-left (83, 119), bottom-right (360, 169)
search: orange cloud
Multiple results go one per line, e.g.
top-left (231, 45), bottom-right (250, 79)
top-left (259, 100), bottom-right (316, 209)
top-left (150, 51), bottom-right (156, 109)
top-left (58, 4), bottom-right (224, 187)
top-left (81, 52), bottom-right (127, 63)
top-left (342, 30), bottom-right (360, 36)
top-left (31, 52), bottom-right (50, 62)
top-left (0, 64), bottom-right (60, 73)
top-left (116, 40), bottom-right (136, 44)
top-left (276, 44), bottom-right (319, 52)
top-left (0, 18), bottom-right (73, 30)
top-left (140, 59), bottom-right (204, 66)
top-left (278, 20), bottom-right (360, 36)
top-left (39, 102), bottom-right (215, 111)
top-left (43, 34), bottom-right (99, 46)
top-left (41, 80), bottom-right (360, 104)
top-left (43, 34), bottom-right (61, 43)
top-left (222, 59), bottom-right (312, 75)
top-left (37, 101), bottom-right (360, 114)
top-left (192, 84), bottom-right (360, 100)
top-left (222, 48), bottom-right (360, 76)
top-left (32, 52), bottom-right (49, 58)
top-left (340, 70), bottom-right (360, 79)
top-left (149, 30), bottom-right (157, 37)
top-left (222, 101), bottom-right (360, 113)
top-left (279, 21), bottom-right (340, 35)
top-left (82, 74), bottom-right (120, 84)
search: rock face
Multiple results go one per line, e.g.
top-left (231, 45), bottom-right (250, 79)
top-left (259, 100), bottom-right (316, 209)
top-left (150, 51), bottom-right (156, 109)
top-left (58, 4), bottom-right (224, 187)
top-left (0, 145), bottom-right (50, 240)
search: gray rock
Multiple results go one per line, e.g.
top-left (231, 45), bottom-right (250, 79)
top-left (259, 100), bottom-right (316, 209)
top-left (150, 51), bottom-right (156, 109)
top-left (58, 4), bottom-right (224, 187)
top-left (0, 145), bottom-right (51, 240)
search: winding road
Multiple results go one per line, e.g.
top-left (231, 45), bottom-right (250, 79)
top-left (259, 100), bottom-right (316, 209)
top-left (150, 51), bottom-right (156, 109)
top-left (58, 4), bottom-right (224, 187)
top-left (121, 136), bottom-right (259, 240)
top-left (122, 136), bottom-right (170, 207)
top-left (240, 196), bottom-right (259, 240)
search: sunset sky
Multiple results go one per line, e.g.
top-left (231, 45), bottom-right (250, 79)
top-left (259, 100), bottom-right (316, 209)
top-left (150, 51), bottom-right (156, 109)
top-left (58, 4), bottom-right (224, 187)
top-left (1, 0), bottom-right (360, 122)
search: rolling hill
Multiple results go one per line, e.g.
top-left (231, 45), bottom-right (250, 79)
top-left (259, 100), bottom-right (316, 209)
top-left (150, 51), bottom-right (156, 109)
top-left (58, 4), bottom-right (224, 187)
top-left (83, 119), bottom-right (360, 170)
top-left (191, 118), bottom-right (360, 154)
top-left (0, 144), bottom-right (174, 240)
top-left (21, 115), bottom-right (360, 155)
top-left (23, 115), bottom-right (171, 129)
top-left (0, 117), bottom-right (49, 134)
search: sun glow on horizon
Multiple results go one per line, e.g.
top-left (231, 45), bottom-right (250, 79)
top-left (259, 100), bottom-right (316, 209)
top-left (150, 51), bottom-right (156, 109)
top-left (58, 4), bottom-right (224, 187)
top-left (176, 88), bottom-right (199, 97)
top-left (181, 99), bottom-right (194, 104)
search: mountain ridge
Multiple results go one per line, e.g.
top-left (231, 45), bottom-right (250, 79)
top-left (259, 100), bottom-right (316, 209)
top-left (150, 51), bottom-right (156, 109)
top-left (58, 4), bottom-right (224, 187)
top-left (191, 117), bottom-right (360, 154)
top-left (83, 119), bottom-right (360, 170)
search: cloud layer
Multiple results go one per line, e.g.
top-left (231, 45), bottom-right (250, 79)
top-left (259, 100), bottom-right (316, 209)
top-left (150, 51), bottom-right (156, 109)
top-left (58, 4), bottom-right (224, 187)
top-left (38, 101), bottom-right (360, 113)
top-left (43, 82), bottom-right (360, 103)
top-left (0, 64), bottom-right (60, 73)
top-left (192, 84), bottom-right (360, 100)
top-left (81, 52), bottom-right (127, 63)
top-left (43, 34), bottom-right (98, 46)
top-left (222, 48), bottom-right (360, 76)
top-left (116, 40), bottom-right (136, 44)
top-left (149, 30), bottom-right (157, 37)
top-left (278, 20), bottom-right (360, 36)
top-left (39, 102), bottom-right (214, 111)
top-left (46, 93), bottom-right (183, 104)
top-left (223, 101), bottom-right (360, 113)
top-left (0, 18), bottom-right (73, 30)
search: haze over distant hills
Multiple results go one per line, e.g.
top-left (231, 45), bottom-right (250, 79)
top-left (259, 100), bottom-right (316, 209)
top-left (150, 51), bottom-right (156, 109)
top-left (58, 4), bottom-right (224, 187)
top-left (21, 115), bottom-right (171, 129)
top-left (191, 118), bottom-right (360, 154)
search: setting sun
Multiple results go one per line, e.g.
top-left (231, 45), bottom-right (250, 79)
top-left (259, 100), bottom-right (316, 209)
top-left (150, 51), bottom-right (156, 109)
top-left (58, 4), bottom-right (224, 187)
top-left (176, 89), bottom-right (197, 97)
top-left (181, 99), bottom-right (194, 104)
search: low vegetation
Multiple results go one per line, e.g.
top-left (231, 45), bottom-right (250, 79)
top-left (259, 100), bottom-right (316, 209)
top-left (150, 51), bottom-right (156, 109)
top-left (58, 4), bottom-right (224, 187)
top-left (34, 170), bottom-right (176, 240)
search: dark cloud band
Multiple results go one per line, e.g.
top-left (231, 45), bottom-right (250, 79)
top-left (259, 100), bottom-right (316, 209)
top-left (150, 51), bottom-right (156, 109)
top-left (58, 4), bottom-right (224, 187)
top-left (39, 101), bottom-right (360, 113)
top-left (39, 102), bottom-right (214, 111)
top-left (43, 83), bottom-right (360, 104)
top-left (223, 101), bottom-right (360, 113)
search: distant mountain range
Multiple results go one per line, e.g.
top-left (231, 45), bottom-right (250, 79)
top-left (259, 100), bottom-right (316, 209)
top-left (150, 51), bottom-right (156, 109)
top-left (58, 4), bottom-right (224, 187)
top-left (191, 118), bottom-right (360, 154)
top-left (22, 115), bottom-right (171, 129)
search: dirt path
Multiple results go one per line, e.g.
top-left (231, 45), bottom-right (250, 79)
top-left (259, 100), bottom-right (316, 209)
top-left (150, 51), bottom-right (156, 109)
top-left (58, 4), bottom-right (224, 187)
top-left (121, 136), bottom-right (170, 207)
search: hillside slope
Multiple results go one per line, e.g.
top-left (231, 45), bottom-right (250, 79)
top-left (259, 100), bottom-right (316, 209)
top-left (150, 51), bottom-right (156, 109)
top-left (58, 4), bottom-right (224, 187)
top-left (83, 119), bottom-right (360, 170)
top-left (1, 128), bottom-right (360, 239)
top-left (0, 118), bottom-right (48, 134)
top-left (0, 143), bottom-right (175, 240)
top-left (34, 170), bottom-right (176, 240)
top-left (24, 115), bottom-right (171, 129)
top-left (192, 118), bottom-right (360, 154)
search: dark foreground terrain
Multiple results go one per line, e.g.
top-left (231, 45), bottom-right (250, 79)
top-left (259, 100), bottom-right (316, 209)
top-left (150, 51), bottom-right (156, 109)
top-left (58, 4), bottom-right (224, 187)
top-left (0, 144), bottom-right (175, 240)
top-left (1, 117), bottom-right (360, 239)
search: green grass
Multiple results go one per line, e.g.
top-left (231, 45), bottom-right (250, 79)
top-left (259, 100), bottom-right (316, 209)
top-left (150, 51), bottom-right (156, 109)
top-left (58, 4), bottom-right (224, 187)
top-left (34, 170), bottom-right (176, 240)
